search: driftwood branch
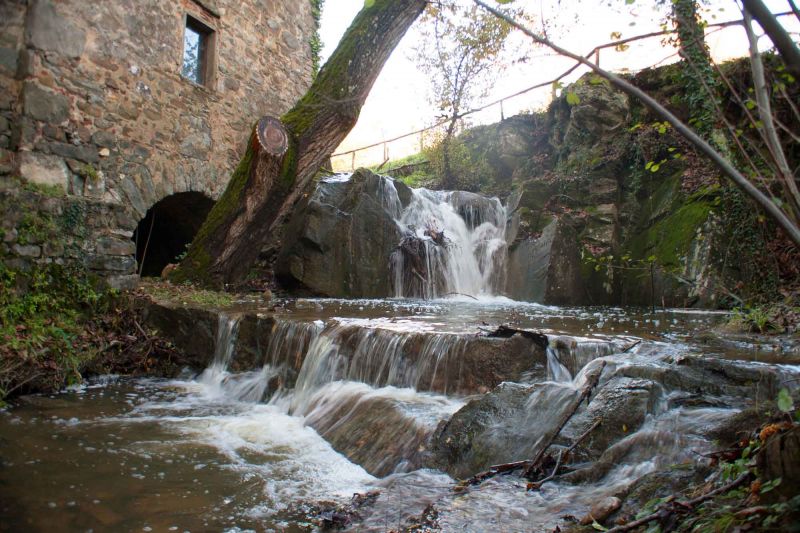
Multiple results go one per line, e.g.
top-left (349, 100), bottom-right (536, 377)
top-left (459, 365), bottom-right (605, 488)
top-left (527, 449), bottom-right (563, 491)
top-left (482, 325), bottom-right (548, 350)
top-left (606, 471), bottom-right (752, 532)
top-left (523, 361), bottom-right (606, 477)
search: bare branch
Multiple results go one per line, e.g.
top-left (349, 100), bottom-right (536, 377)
top-left (743, 6), bottom-right (800, 219)
top-left (742, 0), bottom-right (800, 77)
top-left (474, 0), bottom-right (800, 248)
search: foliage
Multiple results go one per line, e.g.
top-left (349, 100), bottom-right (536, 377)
top-left (415, 0), bottom-right (527, 188)
top-left (369, 151), bottom-right (436, 188)
top-left (143, 280), bottom-right (238, 309)
top-left (0, 263), bottom-right (106, 402)
top-left (729, 303), bottom-right (800, 334)
top-left (665, 0), bottom-right (719, 140)
top-left (423, 129), bottom-right (494, 191)
top-left (309, 0), bottom-right (325, 78)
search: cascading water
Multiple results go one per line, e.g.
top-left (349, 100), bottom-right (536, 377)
top-left (4, 298), bottom-right (793, 532)
top-left (381, 178), bottom-right (509, 299)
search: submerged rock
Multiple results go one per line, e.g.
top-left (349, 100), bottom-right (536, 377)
top-left (606, 467), bottom-right (710, 526)
top-left (556, 376), bottom-right (662, 461)
top-left (303, 389), bottom-right (443, 477)
top-left (427, 382), bottom-right (535, 479)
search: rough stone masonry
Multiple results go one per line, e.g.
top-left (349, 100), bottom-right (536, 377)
top-left (0, 0), bottom-right (316, 286)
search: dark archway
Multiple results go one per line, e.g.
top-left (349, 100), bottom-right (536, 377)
top-left (133, 192), bottom-right (215, 277)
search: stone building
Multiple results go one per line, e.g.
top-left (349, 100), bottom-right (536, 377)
top-left (0, 0), bottom-right (317, 284)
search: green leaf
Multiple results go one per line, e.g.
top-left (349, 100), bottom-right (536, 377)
top-left (364, 0), bottom-right (375, 7)
top-left (645, 161), bottom-right (654, 170)
top-left (592, 520), bottom-right (609, 531)
top-left (566, 91), bottom-right (581, 106)
top-left (778, 388), bottom-right (795, 413)
top-left (650, 163), bottom-right (660, 172)
top-left (760, 478), bottom-right (782, 493)
top-left (497, 0), bottom-right (516, 3)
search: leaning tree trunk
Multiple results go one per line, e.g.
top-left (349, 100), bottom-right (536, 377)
top-left (175, 0), bottom-right (426, 288)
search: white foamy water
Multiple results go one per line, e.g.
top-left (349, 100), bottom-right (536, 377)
top-left (383, 179), bottom-right (508, 299)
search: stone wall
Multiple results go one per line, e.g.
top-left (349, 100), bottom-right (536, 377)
top-left (1, 180), bottom-right (140, 289)
top-left (0, 0), bottom-right (315, 216)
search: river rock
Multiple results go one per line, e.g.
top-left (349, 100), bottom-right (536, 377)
top-left (429, 360), bottom-right (610, 479)
top-left (505, 218), bottom-right (584, 304)
top-left (304, 390), bottom-right (440, 478)
top-left (556, 376), bottom-right (662, 461)
top-left (448, 190), bottom-right (504, 228)
top-left (605, 467), bottom-right (709, 526)
top-left (618, 354), bottom-right (789, 404)
top-left (137, 300), bottom-right (218, 369)
top-left (579, 496), bottom-right (622, 526)
top-left (312, 327), bottom-right (547, 396)
top-left (427, 382), bottom-right (536, 479)
top-left (276, 169), bottom-right (412, 297)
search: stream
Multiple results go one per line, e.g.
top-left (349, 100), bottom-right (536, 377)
top-left (2, 176), bottom-right (798, 531)
top-left (2, 300), bottom-right (795, 532)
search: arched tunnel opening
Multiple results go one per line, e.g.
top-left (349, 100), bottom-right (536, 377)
top-left (133, 191), bottom-right (215, 277)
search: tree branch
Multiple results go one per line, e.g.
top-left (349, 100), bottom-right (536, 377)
top-left (474, 0), bottom-right (800, 248)
top-left (742, 0), bottom-right (800, 77)
top-left (743, 7), bottom-right (800, 220)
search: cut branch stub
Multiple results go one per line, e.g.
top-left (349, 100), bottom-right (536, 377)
top-left (257, 116), bottom-right (289, 156)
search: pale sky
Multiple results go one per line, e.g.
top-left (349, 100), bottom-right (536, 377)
top-left (318, 1), bottom-right (799, 170)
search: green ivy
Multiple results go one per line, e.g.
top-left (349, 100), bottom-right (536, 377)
top-left (309, 0), bottom-right (325, 78)
top-left (0, 263), bottom-right (108, 401)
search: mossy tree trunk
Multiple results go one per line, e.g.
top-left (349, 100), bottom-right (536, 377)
top-left (176, 0), bottom-right (426, 288)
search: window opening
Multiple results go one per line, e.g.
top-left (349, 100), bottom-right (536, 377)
top-left (182, 16), bottom-right (213, 86)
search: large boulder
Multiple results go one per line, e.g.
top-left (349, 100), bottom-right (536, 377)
top-left (302, 385), bottom-right (451, 477)
top-left (277, 169), bottom-right (412, 297)
top-left (505, 218), bottom-right (584, 304)
top-left (426, 381), bottom-right (537, 479)
top-left (459, 114), bottom-right (537, 188)
top-left (555, 376), bottom-right (662, 461)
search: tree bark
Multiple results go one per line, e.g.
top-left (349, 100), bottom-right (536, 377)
top-left (176, 0), bottom-right (427, 288)
top-left (742, 0), bottom-right (800, 78)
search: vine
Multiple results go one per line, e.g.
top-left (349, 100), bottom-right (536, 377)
top-left (667, 0), bottom-right (719, 140)
top-left (309, 0), bottom-right (325, 78)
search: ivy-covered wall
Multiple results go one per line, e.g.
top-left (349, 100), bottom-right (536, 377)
top-left (450, 58), bottom-right (799, 308)
top-left (1, 178), bottom-right (139, 289)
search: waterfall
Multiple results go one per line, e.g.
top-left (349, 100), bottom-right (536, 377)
top-left (546, 345), bottom-right (573, 383)
top-left (197, 314), bottom-right (240, 389)
top-left (286, 322), bottom-right (471, 415)
top-left (383, 179), bottom-right (508, 299)
top-left (196, 314), bottom-right (280, 402)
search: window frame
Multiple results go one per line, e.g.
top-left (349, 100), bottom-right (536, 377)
top-left (181, 13), bottom-right (217, 89)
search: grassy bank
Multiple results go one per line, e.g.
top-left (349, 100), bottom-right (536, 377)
top-left (0, 263), bottom-right (186, 404)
